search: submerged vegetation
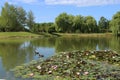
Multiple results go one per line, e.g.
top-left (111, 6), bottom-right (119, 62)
top-left (13, 50), bottom-right (120, 80)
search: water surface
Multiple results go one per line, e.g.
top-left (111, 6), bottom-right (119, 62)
top-left (0, 37), bottom-right (120, 79)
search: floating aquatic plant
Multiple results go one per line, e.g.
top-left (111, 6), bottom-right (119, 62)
top-left (12, 50), bottom-right (120, 80)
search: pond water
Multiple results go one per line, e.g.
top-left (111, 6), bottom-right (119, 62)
top-left (0, 36), bottom-right (120, 79)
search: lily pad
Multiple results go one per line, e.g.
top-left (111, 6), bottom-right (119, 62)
top-left (12, 50), bottom-right (120, 80)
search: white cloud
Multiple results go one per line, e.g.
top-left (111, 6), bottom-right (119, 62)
top-left (4, 0), bottom-right (40, 5)
top-left (16, 0), bottom-right (38, 4)
top-left (45, 0), bottom-right (120, 7)
top-left (2, 0), bottom-right (120, 6)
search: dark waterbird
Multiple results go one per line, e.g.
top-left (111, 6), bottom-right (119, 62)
top-left (35, 51), bottom-right (39, 54)
top-left (35, 51), bottom-right (44, 57)
top-left (38, 54), bottom-right (44, 57)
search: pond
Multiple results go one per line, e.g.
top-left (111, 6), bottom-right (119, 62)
top-left (0, 36), bottom-right (120, 79)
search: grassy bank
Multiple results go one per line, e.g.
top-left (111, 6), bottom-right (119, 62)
top-left (0, 32), bottom-right (59, 38)
top-left (55, 33), bottom-right (113, 37)
top-left (0, 32), bottom-right (42, 38)
top-left (0, 32), bottom-right (113, 38)
top-left (13, 50), bottom-right (120, 80)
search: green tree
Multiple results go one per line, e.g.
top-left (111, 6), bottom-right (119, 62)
top-left (0, 2), bottom-right (12, 31)
top-left (32, 22), bottom-right (55, 33)
top-left (27, 10), bottom-right (35, 32)
top-left (32, 23), bottom-right (39, 32)
top-left (16, 7), bottom-right (26, 31)
top-left (0, 16), bottom-right (3, 31)
top-left (72, 15), bottom-right (84, 33)
top-left (84, 16), bottom-right (97, 33)
top-left (110, 11), bottom-right (120, 35)
top-left (48, 24), bottom-right (56, 33)
top-left (0, 2), bottom-right (26, 31)
top-left (98, 16), bottom-right (109, 33)
top-left (55, 13), bottom-right (73, 33)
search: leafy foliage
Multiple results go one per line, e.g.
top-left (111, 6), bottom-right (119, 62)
top-left (0, 2), bottom-right (34, 32)
top-left (55, 13), bottom-right (99, 33)
top-left (0, 2), bottom-right (120, 35)
top-left (55, 13), bottom-right (73, 33)
top-left (27, 10), bottom-right (35, 32)
top-left (84, 16), bottom-right (97, 33)
top-left (13, 50), bottom-right (120, 80)
top-left (98, 16), bottom-right (109, 33)
top-left (32, 22), bottom-right (55, 33)
top-left (72, 15), bottom-right (84, 33)
top-left (0, 2), bottom-right (26, 31)
top-left (110, 11), bottom-right (120, 35)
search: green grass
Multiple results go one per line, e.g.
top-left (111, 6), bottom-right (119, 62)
top-left (0, 32), bottom-right (41, 38)
top-left (0, 38), bottom-right (34, 43)
top-left (55, 33), bottom-right (113, 37)
top-left (0, 32), bottom-right (113, 39)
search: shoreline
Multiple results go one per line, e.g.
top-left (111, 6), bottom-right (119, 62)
top-left (0, 32), bottom-right (113, 39)
top-left (0, 32), bottom-right (41, 39)
top-left (55, 33), bottom-right (113, 37)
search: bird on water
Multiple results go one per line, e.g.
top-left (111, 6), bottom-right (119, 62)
top-left (35, 51), bottom-right (44, 57)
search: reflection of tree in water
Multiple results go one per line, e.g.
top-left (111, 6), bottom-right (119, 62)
top-left (0, 37), bottom-right (120, 71)
top-left (30, 38), bottom-right (56, 48)
top-left (19, 41), bottom-right (36, 63)
top-left (55, 37), bottom-right (98, 52)
top-left (0, 41), bottom-right (35, 71)
top-left (55, 37), bottom-right (119, 53)
top-left (95, 37), bottom-right (110, 50)
top-left (109, 37), bottom-right (120, 53)
top-left (0, 38), bottom-right (56, 71)
top-left (0, 42), bottom-right (24, 71)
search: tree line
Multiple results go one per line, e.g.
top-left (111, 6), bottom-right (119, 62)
top-left (55, 12), bottom-right (119, 35)
top-left (31, 12), bottom-right (120, 35)
top-left (0, 2), bottom-right (120, 35)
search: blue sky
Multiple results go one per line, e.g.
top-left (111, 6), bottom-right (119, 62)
top-left (0, 0), bottom-right (120, 23)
